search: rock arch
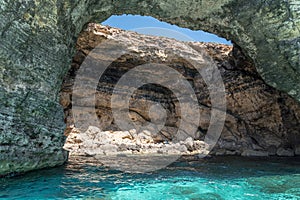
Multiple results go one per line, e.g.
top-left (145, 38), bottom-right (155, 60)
top-left (0, 0), bottom-right (299, 175)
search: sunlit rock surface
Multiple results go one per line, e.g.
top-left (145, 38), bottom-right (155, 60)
top-left (62, 24), bottom-right (300, 158)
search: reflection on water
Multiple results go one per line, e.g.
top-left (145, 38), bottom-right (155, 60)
top-left (0, 156), bottom-right (299, 200)
top-left (94, 154), bottom-right (180, 173)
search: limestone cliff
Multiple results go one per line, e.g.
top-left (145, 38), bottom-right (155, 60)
top-left (61, 24), bottom-right (300, 157)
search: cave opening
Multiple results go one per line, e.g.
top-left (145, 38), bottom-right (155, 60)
top-left (60, 15), bottom-right (232, 158)
top-left (60, 15), bottom-right (300, 160)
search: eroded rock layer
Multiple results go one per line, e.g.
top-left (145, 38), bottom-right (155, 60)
top-left (61, 24), bottom-right (300, 158)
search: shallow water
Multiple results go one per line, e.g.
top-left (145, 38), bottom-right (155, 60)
top-left (1, 156), bottom-right (300, 200)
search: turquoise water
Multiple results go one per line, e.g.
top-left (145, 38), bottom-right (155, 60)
top-left (1, 156), bottom-right (300, 200)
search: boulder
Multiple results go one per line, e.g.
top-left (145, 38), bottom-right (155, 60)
top-left (276, 148), bottom-right (295, 157)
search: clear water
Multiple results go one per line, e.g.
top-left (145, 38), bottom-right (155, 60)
top-left (1, 156), bottom-right (300, 200)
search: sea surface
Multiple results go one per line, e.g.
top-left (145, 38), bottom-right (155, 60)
top-left (1, 156), bottom-right (300, 200)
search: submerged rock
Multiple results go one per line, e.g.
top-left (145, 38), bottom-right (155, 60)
top-left (241, 150), bottom-right (269, 157)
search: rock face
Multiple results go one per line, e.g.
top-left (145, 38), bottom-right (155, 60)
top-left (0, 0), bottom-right (299, 175)
top-left (62, 24), bottom-right (300, 157)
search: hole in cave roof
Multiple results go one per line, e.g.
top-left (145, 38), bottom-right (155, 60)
top-left (102, 14), bottom-right (232, 45)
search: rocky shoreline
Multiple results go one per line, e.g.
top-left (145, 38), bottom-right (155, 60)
top-left (64, 125), bottom-right (300, 157)
top-left (64, 126), bottom-right (210, 156)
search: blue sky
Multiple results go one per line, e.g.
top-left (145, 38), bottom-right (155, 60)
top-left (102, 15), bottom-right (231, 45)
